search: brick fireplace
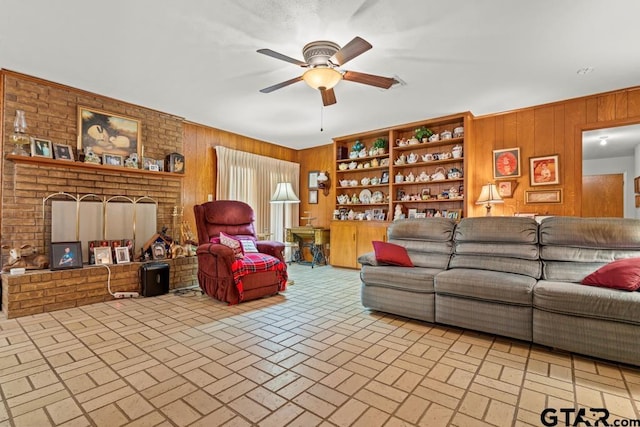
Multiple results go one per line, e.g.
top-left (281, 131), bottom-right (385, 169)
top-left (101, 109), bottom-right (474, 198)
top-left (1, 70), bottom-right (198, 318)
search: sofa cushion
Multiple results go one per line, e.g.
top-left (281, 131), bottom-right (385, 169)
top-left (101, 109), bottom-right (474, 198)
top-left (361, 265), bottom-right (438, 293)
top-left (534, 280), bottom-right (640, 325)
top-left (454, 217), bottom-right (538, 244)
top-left (435, 268), bottom-right (536, 305)
top-left (581, 258), bottom-right (640, 291)
top-left (539, 216), bottom-right (640, 249)
top-left (372, 241), bottom-right (413, 267)
top-left (449, 254), bottom-right (542, 278)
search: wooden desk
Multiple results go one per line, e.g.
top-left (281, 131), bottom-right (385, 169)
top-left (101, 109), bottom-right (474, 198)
top-left (286, 227), bottom-right (330, 267)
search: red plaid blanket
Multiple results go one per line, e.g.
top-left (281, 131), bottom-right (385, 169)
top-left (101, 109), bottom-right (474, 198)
top-left (231, 253), bottom-right (287, 301)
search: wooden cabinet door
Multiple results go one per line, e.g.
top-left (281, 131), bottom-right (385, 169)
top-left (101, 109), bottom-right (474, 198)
top-left (330, 222), bottom-right (358, 268)
top-left (356, 222), bottom-right (388, 263)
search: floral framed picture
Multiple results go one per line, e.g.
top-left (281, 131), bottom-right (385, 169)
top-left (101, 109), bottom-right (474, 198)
top-left (530, 155), bottom-right (559, 186)
top-left (493, 148), bottom-right (521, 179)
top-left (77, 106), bottom-right (141, 159)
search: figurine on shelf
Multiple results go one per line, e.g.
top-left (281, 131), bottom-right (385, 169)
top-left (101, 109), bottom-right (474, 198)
top-left (124, 153), bottom-right (139, 169)
top-left (83, 146), bottom-right (101, 164)
top-left (394, 204), bottom-right (404, 221)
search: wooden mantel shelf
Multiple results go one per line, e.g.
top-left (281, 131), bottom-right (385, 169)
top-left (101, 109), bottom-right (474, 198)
top-left (6, 154), bottom-right (184, 178)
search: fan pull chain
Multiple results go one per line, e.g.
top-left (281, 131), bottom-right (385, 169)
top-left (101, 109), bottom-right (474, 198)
top-left (320, 106), bottom-right (324, 132)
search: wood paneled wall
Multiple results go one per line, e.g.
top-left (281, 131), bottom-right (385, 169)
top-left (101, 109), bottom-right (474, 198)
top-left (298, 144), bottom-right (334, 228)
top-left (182, 122), bottom-right (298, 235)
top-left (469, 86), bottom-right (640, 217)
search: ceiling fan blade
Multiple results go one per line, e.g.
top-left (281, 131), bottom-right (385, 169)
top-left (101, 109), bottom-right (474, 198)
top-left (259, 76), bottom-right (303, 93)
top-left (257, 48), bottom-right (307, 67)
top-left (330, 36), bottom-right (372, 66)
top-left (343, 70), bottom-right (397, 89)
top-left (321, 88), bottom-right (337, 106)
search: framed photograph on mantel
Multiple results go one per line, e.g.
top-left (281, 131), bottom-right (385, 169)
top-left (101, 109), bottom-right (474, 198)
top-left (77, 106), bottom-right (141, 159)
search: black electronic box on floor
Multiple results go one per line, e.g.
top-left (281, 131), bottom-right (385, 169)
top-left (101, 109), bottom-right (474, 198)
top-left (139, 262), bottom-right (170, 297)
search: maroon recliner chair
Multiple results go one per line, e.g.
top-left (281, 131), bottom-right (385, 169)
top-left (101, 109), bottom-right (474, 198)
top-left (193, 200), bottom-right (287, 304)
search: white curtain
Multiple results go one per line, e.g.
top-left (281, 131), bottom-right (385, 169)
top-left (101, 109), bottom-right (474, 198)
top-left (215, 146), bottom-right (300, 242)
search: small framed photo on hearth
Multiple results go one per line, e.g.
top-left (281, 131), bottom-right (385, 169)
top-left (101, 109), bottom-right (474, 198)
top-left (50, 241), bottom-right (83, 270)
top-left (115, 246), bottom-right (130, 264)
top-left (94, 247), bottom-right (113, 265)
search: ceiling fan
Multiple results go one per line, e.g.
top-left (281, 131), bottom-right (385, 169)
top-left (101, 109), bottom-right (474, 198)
top-left (257, 36), bottom-right (398, 106)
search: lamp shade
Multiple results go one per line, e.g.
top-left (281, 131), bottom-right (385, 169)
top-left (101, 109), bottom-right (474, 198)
top-left (270, 182), bottom-right (300, 203)
top-left (302, 68), bottom-right (342, 90)
top-left (476, 183), bottom-right (503, 216)
top-left (476, 183), bottom-right (504, 205)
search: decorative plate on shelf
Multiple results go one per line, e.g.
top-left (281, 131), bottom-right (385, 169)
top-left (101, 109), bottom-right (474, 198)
top-left (359, 189), bottom-right (372, 204)
top-left (371, 191), bottom-right (384, 203)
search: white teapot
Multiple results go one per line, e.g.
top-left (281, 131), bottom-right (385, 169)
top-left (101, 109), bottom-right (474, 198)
top-left (395, 154), bottom-right (406, 165)
top-left (405, 172), bottom-right (415, 182)
top-left (407, 153), bottom-right (419, 164)
top-left (337, 194), bottom-right (349, 204)
top-left (361, 177), bottom-right (371, 185)
top-left (418, 171), bottom-right (430, 182)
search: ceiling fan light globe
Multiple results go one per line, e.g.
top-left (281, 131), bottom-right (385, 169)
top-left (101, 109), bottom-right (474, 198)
top-left (302, 68), bottom-right (342, 90)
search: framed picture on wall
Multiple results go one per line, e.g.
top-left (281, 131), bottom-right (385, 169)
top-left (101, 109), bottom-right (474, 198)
top-left (493, 147), bottom-right (521, 179)
top-left (309, 189), bottom-right (318, 204)
top-left (525, 189), bottom-right (562, 204)
top-left (308, 171), bottom-right (319, 189)
top-left (77, 106), bottom-right (141, 159)
top-left (497, 180), bottom-right (517, 198)
top-left (530, 155), bottom-right (559, 186)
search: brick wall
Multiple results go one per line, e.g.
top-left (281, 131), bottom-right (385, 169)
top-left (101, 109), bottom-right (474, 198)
top-left (1, 70), bottom-right (199, 317)
top-left (1, 257), bottom-right (199, 319)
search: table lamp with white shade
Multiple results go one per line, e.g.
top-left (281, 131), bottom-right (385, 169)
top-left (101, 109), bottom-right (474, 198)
top-left (475, 183), bottom-right (504, 216)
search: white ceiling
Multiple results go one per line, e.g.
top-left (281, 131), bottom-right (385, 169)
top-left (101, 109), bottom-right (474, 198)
top-left (2, 0), bottom-right (640, 151)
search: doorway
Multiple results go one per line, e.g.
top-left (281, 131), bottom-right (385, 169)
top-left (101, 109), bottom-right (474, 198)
top-left (582, 123), bottom-right (640, 218)
top-left (582, 174), bottom-right (624, 217)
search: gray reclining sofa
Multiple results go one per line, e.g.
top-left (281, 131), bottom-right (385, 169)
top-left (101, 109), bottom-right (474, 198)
top-left (359, 216), bottom-right (640, 366)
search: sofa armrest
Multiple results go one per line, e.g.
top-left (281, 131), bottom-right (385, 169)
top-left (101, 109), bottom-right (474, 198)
top-left (257, 241), bottom-right (285, 263)
top-left (196, 243), bottom-right (235, 277)
top-left (358, 251), bottom-right (381, 266)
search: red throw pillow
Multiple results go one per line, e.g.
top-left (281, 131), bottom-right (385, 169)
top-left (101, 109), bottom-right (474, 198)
top-left (372, 241), bottom-right (413, 267)
top-left (582, 258), bottom-right (640, 291)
